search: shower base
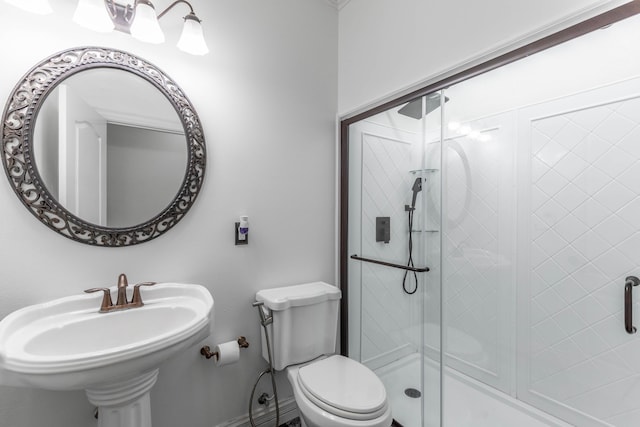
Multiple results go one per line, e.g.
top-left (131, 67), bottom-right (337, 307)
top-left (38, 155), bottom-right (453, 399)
top-left (375, 354), bottom-right (572, 427)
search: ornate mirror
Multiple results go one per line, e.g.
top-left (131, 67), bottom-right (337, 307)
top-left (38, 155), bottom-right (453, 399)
top-left (2, 47), bottom-right (206, 246)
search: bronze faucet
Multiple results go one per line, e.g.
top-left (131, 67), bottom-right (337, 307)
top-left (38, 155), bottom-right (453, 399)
top-left (85, 274), bottom-right (157, 313)
top-left (116, 273), bottom-right (129, 306)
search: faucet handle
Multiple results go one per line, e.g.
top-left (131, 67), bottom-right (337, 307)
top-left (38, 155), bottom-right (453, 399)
top-left (84, 288), bottom-right (113, 312)
top-left (131, 282), bottom-right (158, 307)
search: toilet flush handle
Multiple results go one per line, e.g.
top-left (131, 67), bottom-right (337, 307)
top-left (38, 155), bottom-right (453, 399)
top-left (252, 301), bottom-right (272, 326)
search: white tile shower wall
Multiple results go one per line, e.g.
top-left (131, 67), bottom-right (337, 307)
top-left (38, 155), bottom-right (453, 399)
top-left (517, 77), bottom-right (640, 427)
top-left (440, 114), bottom-right (516, 394)
top-left (358, 120), bottom-right (423, 366)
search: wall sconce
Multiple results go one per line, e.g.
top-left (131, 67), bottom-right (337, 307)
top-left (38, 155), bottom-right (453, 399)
top-left (72, 0), bottom-right (209, 55)
top-left (4, 0), bottom-right (53, 15)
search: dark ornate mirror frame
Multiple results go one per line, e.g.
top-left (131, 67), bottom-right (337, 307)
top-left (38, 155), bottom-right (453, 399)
top-left (1, 46), bottom-right (206, 246)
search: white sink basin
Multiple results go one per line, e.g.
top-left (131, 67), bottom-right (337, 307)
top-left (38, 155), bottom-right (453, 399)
top-left (0, 283), bottom-right (213, 391)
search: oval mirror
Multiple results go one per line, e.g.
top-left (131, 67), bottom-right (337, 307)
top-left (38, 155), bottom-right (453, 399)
top-left (2, 47), bottom-right (206, 246)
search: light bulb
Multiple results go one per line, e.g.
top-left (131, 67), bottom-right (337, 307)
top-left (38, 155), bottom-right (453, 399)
top-left (177, 13), bottom-right (209, 55)
top-left (130, 0), bottom-right (164, 44)
top-left (72, 0), bottom-right (114, 33)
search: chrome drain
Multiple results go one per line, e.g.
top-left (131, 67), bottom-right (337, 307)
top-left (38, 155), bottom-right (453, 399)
top-left (404, 388), bottom-right (421, 398)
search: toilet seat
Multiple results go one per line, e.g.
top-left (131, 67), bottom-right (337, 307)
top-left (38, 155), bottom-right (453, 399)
top-left (296, 355), bottom-right (388, 421)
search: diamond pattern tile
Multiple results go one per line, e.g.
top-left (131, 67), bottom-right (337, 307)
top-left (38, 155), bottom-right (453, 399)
top-left (442, 124), bottom-right (513, 392)
top-left (360, 132), bottom-right (421, 363)
top-left (527, 96), bottom-right (640, 426)
top-left (536, 167), bottom-right (569, 196)
top-left (572, 133), bottom-right (612, 163)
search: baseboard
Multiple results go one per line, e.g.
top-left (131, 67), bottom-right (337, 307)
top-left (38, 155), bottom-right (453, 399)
top-left (214, 397), bottom-right (298, 427)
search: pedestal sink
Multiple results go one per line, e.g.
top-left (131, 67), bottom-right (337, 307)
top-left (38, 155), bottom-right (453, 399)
top-left (0, 283), bottom-right (214, 427)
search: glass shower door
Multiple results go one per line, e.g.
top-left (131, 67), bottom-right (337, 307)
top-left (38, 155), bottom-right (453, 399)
top-left (346, 93), bottom-right (444, 427)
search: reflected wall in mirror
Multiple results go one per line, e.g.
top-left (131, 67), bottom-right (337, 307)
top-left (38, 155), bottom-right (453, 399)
top-left (33, 69), bottom-right (187, 228)
top-left (2, 47), bottom-right (206, 246)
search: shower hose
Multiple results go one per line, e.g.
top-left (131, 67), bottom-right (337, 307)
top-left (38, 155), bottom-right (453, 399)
top-left (403, 205), bottom-right (419, 295)
top-left (249, 303), bottom-right (280, 427)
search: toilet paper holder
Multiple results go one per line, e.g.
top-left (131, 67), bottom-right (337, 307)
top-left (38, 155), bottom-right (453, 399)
top-left (200, 336), bottom-right (249, 360)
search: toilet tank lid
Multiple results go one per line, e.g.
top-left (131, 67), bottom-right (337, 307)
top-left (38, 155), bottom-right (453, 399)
top-left (256, 282), bottom-right (341, 311)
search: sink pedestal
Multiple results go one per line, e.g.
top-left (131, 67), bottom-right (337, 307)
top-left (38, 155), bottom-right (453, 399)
top-left (86, 369), bottom-right (159, 427)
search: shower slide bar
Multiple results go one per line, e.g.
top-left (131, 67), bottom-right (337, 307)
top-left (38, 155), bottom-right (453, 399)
top-left (350, 254), bottom-right (430, 273)
top-left (625, 275), bottom-right (640, 334)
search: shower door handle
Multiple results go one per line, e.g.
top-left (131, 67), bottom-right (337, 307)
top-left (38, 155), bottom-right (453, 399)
top-left (625, 276), bottom-right (640, 334)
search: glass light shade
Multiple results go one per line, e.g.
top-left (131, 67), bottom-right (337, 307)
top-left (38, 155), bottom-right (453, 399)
top-left (4, 0), bottom-right (53, 15)
top-left (176, 14), bottom-right (209, 55)
top-left (130, 1), bottom-right (164, 44)
top-left (72, 0), bottom-right (114, 33)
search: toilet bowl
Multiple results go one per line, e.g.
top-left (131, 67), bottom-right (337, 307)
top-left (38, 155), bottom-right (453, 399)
top-left (286, 355), bottom-right (392, 427)
top-left (255, 282), bottom-right (392, 427)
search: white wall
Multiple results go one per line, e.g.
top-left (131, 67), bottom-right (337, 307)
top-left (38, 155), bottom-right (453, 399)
top-left (106, 124), bottom-right (186, 227)
top-left (338, 0), bottom-right (632, 116)
top-left (0, 1), bottom-right (337, 426)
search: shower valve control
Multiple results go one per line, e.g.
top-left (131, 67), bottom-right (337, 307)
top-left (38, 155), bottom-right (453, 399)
top-left (376, 217), bottom-right (390, 244)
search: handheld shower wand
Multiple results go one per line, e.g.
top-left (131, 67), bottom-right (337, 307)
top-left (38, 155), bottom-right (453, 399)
top-left (404, 177), bottom-right (423, 294)
top-left (407, 177), bottom-right (423, 211)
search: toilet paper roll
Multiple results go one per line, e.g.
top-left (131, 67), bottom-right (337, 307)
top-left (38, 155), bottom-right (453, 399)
top-left (214, 341), bottom-right (240, 366)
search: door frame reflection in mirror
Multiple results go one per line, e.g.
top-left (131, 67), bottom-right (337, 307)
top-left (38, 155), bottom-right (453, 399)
top-left (1, 46), bottom-right (206, 246)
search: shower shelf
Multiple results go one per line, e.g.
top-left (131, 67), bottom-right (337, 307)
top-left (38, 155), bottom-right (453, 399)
top-left (409, 168), bottom-right (439, 174)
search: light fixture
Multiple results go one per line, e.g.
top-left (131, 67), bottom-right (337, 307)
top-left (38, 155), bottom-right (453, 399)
top-left (176, 12), bottom-right (208, 55)
top-left (72, 0), bottom-right (114, 32)
top-left (72, 0), bottom-right (209, 55)
top-left (130, 0), bottom-right (164, 43)
top-left (4, 0), bottom-right (53, 15)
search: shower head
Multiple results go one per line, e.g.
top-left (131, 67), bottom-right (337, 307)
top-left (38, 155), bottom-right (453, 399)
top-left (412, 176), bottom-right (422, 193)
top-left (408, 177), bottom-right (422, 211)
top-left (398, 93), bottom-right (449, 119)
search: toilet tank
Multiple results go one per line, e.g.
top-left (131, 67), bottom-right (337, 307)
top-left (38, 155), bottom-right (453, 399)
top-left (255, 282), bottom-right (341, 371)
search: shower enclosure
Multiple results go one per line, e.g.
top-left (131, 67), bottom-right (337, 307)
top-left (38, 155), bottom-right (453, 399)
top-left (340, 6), bottom-right (640, 427)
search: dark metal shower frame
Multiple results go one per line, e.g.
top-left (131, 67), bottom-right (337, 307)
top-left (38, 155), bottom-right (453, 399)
top-left (338, 1), bottom-right (640, 355)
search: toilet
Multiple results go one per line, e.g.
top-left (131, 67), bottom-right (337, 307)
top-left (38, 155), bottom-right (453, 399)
top-left (255, 282), bottom-right (392, 427)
